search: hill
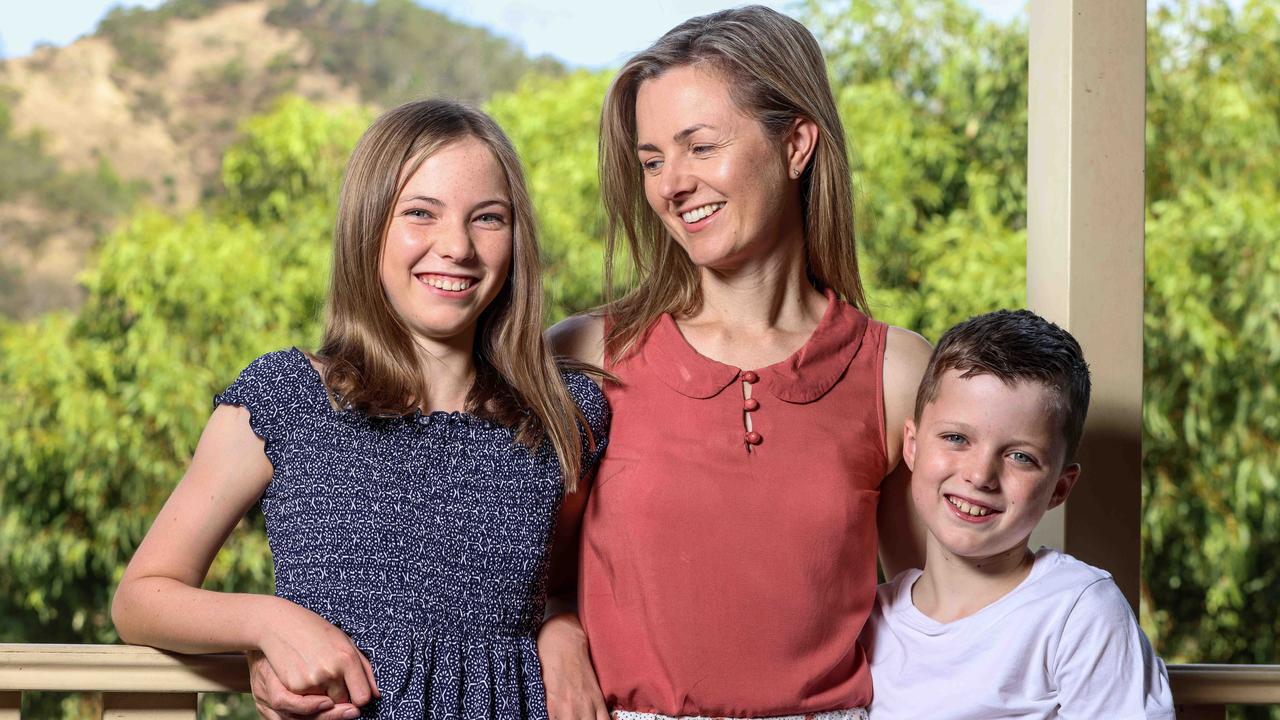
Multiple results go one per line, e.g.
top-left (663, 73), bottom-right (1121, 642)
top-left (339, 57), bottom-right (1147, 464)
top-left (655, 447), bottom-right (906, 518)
top-left (0, 0), bottom-right (562, 319)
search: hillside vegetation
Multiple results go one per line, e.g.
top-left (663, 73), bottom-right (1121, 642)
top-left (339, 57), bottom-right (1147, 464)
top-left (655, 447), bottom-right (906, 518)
top-left (0, 0), bottom-right (561, 319)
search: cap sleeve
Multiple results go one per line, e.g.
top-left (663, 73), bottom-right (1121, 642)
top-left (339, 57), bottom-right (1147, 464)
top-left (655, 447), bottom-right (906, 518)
top-left (214, 349), bottom-right (312, 467)
top-left (563, 370), bottom-right (610, 481)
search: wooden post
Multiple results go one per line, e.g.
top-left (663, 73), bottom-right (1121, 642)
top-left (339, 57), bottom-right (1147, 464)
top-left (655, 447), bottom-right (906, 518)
top-left (1026, 0), bottom-right (1147, 609)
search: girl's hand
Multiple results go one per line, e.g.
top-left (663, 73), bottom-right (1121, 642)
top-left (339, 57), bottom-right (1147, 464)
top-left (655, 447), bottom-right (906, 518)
top-left (248, 650), bottom-right (361, 720)
top-left (538, 613), bottom-right (609, 720)
top-left (253, 597), bottom-right (380, 712)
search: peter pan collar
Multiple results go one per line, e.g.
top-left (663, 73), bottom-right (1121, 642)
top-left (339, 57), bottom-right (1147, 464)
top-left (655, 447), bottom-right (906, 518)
top-left (641, 289), bottom-right (868, 404)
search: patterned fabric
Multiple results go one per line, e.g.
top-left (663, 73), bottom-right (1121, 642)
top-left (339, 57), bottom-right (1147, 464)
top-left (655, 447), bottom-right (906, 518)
top-left (611, 709), bottom-right (869, 720)
top-left (215, 348), bottom-right (609, 720)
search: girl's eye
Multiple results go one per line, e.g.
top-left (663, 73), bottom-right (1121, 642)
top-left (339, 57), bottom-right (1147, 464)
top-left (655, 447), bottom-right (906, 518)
top-left (405, 208), bottom-right (434, 219)
top-left (475, 213), bottom-right (506, 226)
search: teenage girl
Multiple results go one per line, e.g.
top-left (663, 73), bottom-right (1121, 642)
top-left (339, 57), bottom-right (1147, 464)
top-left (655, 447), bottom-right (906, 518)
top-left (111, 99), bottom-right (608, 720)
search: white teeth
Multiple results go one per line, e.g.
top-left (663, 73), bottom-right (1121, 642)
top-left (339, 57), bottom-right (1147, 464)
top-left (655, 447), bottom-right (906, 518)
top-left (420, 276), bottom-right (473, 291)
top-left (681, 202), bottom-right (724, 223)
top-left (947, 496), bottom-right (994, 517)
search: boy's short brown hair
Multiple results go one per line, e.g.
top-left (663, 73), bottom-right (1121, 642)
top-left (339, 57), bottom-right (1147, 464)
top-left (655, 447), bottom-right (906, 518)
top-left (915, 309), bottom-right (1093, 462)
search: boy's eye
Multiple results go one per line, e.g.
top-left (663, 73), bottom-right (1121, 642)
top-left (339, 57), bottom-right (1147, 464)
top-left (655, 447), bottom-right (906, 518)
top-left (1008, 451), bottom-right (1037, 465)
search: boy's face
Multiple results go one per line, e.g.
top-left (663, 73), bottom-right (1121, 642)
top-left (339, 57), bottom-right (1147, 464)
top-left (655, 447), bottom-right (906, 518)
top-left (904, 370), bottom-right (1080, 562)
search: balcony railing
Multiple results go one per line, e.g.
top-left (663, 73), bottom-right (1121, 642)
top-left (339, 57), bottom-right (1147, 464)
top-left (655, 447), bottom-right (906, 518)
top-left (1, 644), bottom-right (1278, 719)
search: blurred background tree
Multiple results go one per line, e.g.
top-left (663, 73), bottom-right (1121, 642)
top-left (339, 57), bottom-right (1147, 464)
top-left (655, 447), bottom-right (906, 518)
top-left (0, 0), bottom-right (1277, 718)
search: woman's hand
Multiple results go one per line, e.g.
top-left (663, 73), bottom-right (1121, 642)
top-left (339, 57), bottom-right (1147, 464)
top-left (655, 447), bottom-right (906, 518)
top-left (251, 597), bottom-right (379, 716)
top-left (538, 612), bottom-right (609, 720)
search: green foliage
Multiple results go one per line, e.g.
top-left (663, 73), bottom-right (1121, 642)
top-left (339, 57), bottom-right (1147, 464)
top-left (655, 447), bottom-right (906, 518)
top-left (221, 95), bottom-right (369, 222)
top-left (1140, 0), bottom-right (1280, 679)
top-left (486, 71), bottom-right (613, 322)
top-left (0, 98), bottom-right (346, 646)
top-left (266, 0), bottom-right (564, 107)
top-left (810, 0), bottom-right (1028, 339)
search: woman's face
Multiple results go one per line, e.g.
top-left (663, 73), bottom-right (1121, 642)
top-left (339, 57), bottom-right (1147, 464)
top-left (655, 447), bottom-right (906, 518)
top-left (635, 64), bottom-right (800, 272)
top-left (379, 137), bottom-right (513, 352)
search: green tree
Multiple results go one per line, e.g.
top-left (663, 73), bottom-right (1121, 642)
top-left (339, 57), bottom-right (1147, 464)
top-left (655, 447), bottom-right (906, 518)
top-left (486, 71), bottom-right (614, 322)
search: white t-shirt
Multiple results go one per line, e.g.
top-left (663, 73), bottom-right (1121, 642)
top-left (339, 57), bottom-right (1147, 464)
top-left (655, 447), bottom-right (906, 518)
top-left (863, 547), bottom-right (1174, 720)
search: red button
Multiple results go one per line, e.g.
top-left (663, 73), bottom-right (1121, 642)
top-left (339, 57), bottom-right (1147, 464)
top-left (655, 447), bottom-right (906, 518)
top-left (745, 431), bottom-right (763, 445)
top-left (743, 398), bottom-right (760, 412)
top-left (741, 370), bottom-right (760, 384)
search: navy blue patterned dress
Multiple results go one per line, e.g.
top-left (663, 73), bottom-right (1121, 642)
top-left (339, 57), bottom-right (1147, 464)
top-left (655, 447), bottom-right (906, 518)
top-left (214, 349), bottom-right (609, 719)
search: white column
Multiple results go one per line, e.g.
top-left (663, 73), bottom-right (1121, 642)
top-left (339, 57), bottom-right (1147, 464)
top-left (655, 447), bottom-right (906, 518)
top-left (1027, 0), bottom-right (1147, 609)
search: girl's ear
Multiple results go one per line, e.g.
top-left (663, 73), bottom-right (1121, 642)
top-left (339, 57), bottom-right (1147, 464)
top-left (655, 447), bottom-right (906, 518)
top-left (902, 418), bottom-right (918, 472)
top-left (785, 117), bottom-right (819, 179)
top-left (1048, 463), bottom-right (1081, 510)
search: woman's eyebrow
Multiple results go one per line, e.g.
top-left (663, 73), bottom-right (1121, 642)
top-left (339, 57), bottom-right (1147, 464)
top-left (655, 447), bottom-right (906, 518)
top-left (637, 123), bottom-right (717, 152)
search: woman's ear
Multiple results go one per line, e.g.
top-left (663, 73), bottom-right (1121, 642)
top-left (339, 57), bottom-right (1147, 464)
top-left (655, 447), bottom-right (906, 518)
top-left (785, 117), bottom-right (820, 178)
top-left (902, 418), bottom-right (918, 472)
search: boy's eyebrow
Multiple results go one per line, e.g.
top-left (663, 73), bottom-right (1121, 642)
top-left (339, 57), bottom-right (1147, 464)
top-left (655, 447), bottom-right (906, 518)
top-left (637, 123), bottom-right (716, 152)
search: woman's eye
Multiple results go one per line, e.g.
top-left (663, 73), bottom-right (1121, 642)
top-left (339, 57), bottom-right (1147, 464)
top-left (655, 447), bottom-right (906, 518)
top-left (641, 158), bottom-right (662, 173)
top-left (405, 208), bottom-right (434, 219)
top-left (475, 213), bottom-right (506, 226)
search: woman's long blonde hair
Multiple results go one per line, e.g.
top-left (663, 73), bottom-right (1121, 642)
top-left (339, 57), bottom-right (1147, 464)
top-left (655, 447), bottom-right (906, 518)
top-left (319, 99), bottom-right (591, 488)
top-left (600, 5), bottom-right (867, 360)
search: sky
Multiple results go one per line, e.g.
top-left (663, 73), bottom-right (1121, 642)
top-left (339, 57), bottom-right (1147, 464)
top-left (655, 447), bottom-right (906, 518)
top-left (0, 0), bottom-right (1028, 68)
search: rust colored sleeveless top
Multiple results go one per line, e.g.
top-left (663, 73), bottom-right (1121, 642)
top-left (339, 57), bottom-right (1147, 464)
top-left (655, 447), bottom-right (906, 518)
top-left (579, 290), bottom-right (888, 717)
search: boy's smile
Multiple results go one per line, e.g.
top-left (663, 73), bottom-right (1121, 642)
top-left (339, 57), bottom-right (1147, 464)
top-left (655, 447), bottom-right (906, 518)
top-left (904, 370), bottom-right (1080, 563)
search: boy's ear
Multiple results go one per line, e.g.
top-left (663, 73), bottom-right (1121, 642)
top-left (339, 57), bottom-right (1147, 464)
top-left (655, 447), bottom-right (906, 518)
top-left (902, 418), bottom-right (918, 472)
top-left (1047, 463), bottom-right (1081, 510)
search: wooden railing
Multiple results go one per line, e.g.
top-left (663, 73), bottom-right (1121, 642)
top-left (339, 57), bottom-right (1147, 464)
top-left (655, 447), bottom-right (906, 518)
top-left (0, 644), bottom-right (247, 719)
top-left (1, 644), bottom-right (1278, 719)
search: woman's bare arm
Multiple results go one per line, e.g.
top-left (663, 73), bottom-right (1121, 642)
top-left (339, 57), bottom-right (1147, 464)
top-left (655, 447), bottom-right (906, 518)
top-left (877, 325), bottom-right (932, 578)
top-left (539, 313), bottom-right (610, 720)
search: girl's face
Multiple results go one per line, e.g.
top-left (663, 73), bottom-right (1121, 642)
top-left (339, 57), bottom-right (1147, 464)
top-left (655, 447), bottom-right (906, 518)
top-left (380, 137), bottom-right (513, 353)
top-left (634, 64), bottom-right (799, 272)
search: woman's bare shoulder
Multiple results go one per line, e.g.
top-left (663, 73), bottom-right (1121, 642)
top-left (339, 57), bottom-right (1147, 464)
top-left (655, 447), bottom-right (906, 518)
top-left (547, 313), bottom-right (606, 367)
top-left (883, 325), bottom-right (933, 407)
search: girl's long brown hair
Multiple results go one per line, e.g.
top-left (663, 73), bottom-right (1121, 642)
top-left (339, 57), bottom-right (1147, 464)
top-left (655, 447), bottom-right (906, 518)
top-left (318, 99), bottom-right (592, 489)
top-left (599, 5), bottom-right (868, 360)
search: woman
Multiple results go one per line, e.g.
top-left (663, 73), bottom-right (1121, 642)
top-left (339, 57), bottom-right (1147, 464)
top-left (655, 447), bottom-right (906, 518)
top-left (538, 6), bottom-right (928, 719)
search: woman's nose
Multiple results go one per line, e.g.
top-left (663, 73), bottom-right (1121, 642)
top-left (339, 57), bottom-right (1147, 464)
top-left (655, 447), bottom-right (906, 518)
top-left (657, 157), bottom-right (696, 202)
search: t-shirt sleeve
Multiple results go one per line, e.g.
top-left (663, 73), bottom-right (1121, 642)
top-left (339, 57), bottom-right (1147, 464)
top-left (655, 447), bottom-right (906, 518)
top-left (1053, 578), bottom-right (1175, 720)
top-left (563, 371), bottom-right (611, 481)
top-left (213, 350), bottom-right (299, 468)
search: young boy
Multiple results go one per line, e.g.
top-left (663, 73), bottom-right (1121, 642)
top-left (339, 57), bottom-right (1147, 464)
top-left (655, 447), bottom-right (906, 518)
top-left (863, 309), bottom-right (1174, 719)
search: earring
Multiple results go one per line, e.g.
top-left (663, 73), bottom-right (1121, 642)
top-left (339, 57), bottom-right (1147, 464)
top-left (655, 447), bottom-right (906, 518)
top-left (791, 168), bottom-right (800, 177)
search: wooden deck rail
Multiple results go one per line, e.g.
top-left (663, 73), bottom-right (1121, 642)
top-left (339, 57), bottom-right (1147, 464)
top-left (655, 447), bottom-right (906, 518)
top-left (0, 645), bottom-right (1278, 718)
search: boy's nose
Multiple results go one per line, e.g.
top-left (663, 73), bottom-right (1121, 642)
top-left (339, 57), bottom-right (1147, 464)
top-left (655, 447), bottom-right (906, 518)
top-left (963, 456), bottom-right (1001, 490)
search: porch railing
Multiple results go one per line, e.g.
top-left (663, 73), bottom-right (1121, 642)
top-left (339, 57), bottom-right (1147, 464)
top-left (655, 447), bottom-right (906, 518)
top-left (1, 644), bottom-right (1278, 719)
